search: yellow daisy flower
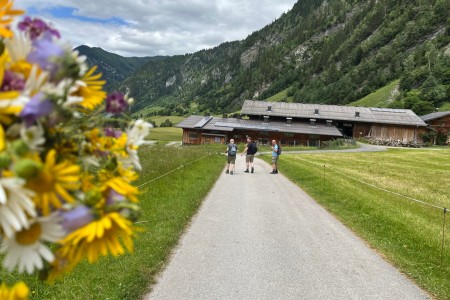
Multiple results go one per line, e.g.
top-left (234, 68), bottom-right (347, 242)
top-left (49, 212), bottom-right (135, 281)
top-left (0, 50), bottom-right (23, 124)
top-left (0, 281), bottom-right (29, 300)
top-left (0, 91), bottom-right (24, 124)
top-left (72, 66), bottom-right (106, 111)
top-left (0, 124), bottom-right (5, 151)
top-left (0, 0), bottom-right (24, 38)
top-left (25, 150), bottom-right (80, 215)
top-left (98, 165), bottom-right (139, 203)
top-left (102, 176), bottom-right (139, 203)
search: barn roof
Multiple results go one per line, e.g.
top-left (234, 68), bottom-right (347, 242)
top-left (241, 100), bottom-right (426, 126)
top-left (420, 111), bottom-right (450, 122)
top-left (177, 115), bottom-right (343, 137)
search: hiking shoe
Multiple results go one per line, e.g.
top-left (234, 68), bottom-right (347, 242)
top-left (244, 169), bottom-right (249, 173)
top-left (251, 167), bottom-right (254, 173)
top-left (230, 171), bottom-right (233, 175)
top-left (226, 170), bottom-right (229, 174)
top-left (270, 171), bottom-right (277, 174)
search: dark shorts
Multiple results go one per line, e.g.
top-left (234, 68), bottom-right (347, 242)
top-left (246, 155), bottom-right (254, 163)
top-left (227, 156), bottom-right (236, 164)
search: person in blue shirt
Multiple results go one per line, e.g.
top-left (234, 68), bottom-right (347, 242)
top-left (270, 139), bottom-right (279, 174)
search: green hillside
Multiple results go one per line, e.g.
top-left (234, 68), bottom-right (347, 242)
top-left (349, 80), bottom-right (400, 108)
top-left (265, 88), bottom-right (294, 102)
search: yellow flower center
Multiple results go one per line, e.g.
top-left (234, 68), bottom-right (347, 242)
top-left (27, 169), bottom-right (55, 193)
top-left (15, 223), bottom-right (42, 245)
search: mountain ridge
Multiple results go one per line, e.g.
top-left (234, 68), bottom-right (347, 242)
top-left (79, 0), bottom-right (450, 116)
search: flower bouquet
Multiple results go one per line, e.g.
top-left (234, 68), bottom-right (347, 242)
top-left (0, 1), bottom-right (150, 297)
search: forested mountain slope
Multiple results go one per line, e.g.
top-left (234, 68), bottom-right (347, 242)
top-left (83, 0), bottom-right (450, 115)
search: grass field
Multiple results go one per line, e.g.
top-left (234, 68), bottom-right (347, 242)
top-left (262, 148), bottom-right (450, 299)
top-left (148, 126), bottom-right (182, 144)
top-left (148, 116), bottom-right (186, 127)
top-left (349, 80), bottom-right (400, 107)
top-left (0, 144), bottom-right (225, 300)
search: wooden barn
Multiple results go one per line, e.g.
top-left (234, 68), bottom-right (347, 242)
top-left (177, 100), bottom-right (428, 146)
top-left (177, 115), bottom-right (342, 146)
top-left (241, 100), bottom-right (427, 144)
top-left (420, 111), bottom-right (450, 144)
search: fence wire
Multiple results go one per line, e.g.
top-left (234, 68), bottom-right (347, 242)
top-left (136, 153), bottom-right (212, 188)
top-left (294, 156), bottom-right (447, 211)
top-left (293, 155), bottom-right (448, 265)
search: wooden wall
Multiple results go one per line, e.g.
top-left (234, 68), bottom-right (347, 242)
top-left (368, 124), bottom-right (425, 143)
top-left (181, 128), bottom-right (338, 146)
top-left (426, 115), bottom-right (450, 144)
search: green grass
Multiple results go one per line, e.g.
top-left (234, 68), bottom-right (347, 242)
top-left (261, 148), bottom-right (450, 299)
top-left (148, 116), bottom-right (186, 127)
top-left (439, 102), bottom-right (450, 111)
top-left (350, 80), bottom-right (400, 107)
top-left (265, 87), bottom-right (294, 102)
top-left (148, 127), bottom-right (182, 144)
top-left (0, 144), bottom-right (225, 299)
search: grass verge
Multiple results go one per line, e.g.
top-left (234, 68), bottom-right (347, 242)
top-left (261, 148), bottom-right (450, 299)
top-left (0, 144), bottom-right (225, 299)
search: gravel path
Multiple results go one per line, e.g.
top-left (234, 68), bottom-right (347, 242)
top-left (144, 154), bottom-right (430, 300)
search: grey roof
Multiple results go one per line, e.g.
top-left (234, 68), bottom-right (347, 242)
top-left (420, 111), bottom-right (450, 122)
top-left (241, 100), bottom-right (426, 126)
top-left (177, 115), bottom-right (342, 137)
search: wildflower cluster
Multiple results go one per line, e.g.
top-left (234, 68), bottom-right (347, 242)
top-left (0, 1), bottom-right (151, 295)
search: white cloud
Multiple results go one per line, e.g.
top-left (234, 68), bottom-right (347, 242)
top-left (17, 0), bottom-right (297, 57)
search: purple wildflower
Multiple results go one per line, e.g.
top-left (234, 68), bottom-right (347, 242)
top-left (105, 92), bottom-right (128, 114)
top-left (59, 206), bottom-right (94, 233)
top-left (27, 37), bottom-right (64, 73)
top-left (0, 71), bottom-right (25, 91)
top-left (18, 17), bottom-right (60, 41)
top-left (104, 127), bottom-right (123, 138)
top-left (106, 189), bottom-right (125, 206)
top-left (20, 93), bottom-right (54, 126)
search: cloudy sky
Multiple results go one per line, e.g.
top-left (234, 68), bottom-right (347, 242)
top-left (17, 0), bottom-right (298, 57)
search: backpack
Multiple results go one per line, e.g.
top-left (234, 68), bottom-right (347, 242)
top-left (229, 144), bottom-right (237, 156)
top-left (276, 144), bottom-right (281, 155)
top-left (248, 142), bottom-right (257, 155)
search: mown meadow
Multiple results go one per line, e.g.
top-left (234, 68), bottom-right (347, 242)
top-left (262, 148), bottom-right (450, 299)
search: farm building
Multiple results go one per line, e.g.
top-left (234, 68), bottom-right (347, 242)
top-left (420, 111), bottom-right (450, 145)
top-left (177, 115), bottom-right (342, 146)
top-left (177, 100), bottom-right (428, 146)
